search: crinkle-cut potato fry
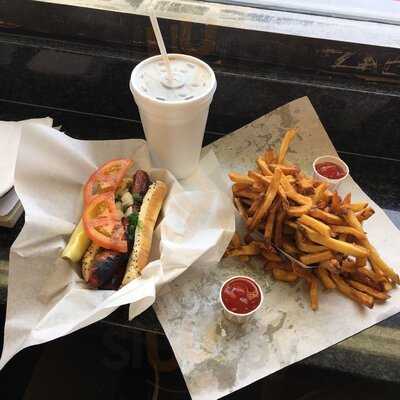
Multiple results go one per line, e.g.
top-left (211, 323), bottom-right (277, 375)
top-left (295, 230), bottom-right (326, 253)
top-left (257, 157), bottom-right (273, 176)
top-left (300, 250), bottom-right (334, 265)
top-left (356, 207), bottom-right (375, 222)
top-left (229, 172), bottom-right (254, 184)
top-left (248, 167), bottom-right (282, 231)
top-left (287, 204), bottom-right (312, 217)
top-left (331, 274), bottom-right (374, 308)
top-left (309, 208), bottom-right (344, 225)
top-left (299, 223), bottom-right (369, 258)
top-left (273, 268), bottom-right (298, 283)
top-left (298, 214), bottom-right (331, 237)
top-left (316, 267), bottom-right (336, 289)
top-left (347, 280), bottom-right (390, 301)
top-left (278, 128), bottom-right (297, 164)
top-left (225, 242), bottom-right (260, 257)
top-left (331, 225), bottom-right (366, 240)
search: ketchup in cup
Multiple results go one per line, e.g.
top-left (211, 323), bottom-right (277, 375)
top-left (315, 161), bottom-right (346, 180)
top-left (221, 277), bottom-right (262, 314)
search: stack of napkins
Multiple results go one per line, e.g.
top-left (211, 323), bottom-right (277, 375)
top-left (0, 118), bottom-right (53, 228)
top-left (0, 188), bottom-right (23, 228)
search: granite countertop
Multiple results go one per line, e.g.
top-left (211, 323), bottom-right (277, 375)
top-left (1, 139), bottom-right (400, 383)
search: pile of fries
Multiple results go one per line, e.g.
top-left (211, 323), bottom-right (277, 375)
top-left (226, 129), bottom-right (399, 310)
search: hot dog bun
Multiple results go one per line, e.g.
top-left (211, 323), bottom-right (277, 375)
top-left (121, 180), bottom-right (167, 286)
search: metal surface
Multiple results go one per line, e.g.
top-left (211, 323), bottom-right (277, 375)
top-left (35, 0), bottom-right (400, 49)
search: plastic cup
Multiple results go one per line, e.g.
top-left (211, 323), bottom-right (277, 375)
top-left (130, 54), bottom-right (216, 179)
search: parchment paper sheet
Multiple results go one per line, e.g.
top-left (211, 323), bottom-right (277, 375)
top-left (154, 97), bottom-right (400, 400)
top-left (0, 124), bottom-right (235, 369)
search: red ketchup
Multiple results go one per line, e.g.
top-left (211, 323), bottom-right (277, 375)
top-left (221, 277), bottom-right (261, 314)
top-left (316, 162), bottom-right (346, 180)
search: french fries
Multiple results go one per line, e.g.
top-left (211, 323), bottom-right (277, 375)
top-left (248, 167), bottom-right (282, 231)
top-left (300, 250), bottom-right (333, 266)
top-left (331, 225), bottom-right (366, 240)
top-left (298, 214), bottom-right (331, 237)
top-left (299, 224), bottom-right (369, 258)
top-left (227, 128), bottom-right (398, 310)
top-left (295, 230), bottom-right (326, 253)
top-left (331, 274), bottom-right (374, 308)
top-left (316, 267), bottom-right (336, 289)
top-left (278, 128), bottom-right (297, 164)
top-left (272, 268), bottom-right (298, 283)
top-left (264, 199), bottom-right (280, 242)
top-left (308, 208), bottom-right (344, 225)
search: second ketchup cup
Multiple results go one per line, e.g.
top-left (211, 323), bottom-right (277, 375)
top-left (220, 276), bottom-right (263, 324)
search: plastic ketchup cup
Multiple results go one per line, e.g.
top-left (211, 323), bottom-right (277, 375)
top-left (220, 276), bottom-right (263, 324)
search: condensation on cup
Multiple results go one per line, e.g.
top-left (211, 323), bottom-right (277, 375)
top-left (130, 54), bottom-right (217, 179)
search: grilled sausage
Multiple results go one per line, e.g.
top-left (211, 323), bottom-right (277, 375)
top-left (87, 250), bottom-right (128, 289)
top-left (132, 170), bottom-right (150, 197)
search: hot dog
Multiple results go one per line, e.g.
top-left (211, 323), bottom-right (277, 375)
top-left (63, 163), bottom-right (167, 290)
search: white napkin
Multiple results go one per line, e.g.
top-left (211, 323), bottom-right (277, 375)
top-left (0, 118), bottom-right (53, 197)
top-left (0, 123), bottom-right (235, 369)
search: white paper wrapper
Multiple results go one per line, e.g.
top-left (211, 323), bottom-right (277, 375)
top-left (153, 97), bottom-right (400, 400)
top-left (0, 124), bottom-right (235, 369)
top-left (0, 117), bottom-right (53, 197)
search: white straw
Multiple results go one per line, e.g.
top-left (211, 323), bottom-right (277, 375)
top-left (149, 13), bottom-right (173, 83)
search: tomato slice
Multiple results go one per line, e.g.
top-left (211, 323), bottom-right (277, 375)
top-left (82, 192), bottom-right (128, 253)
top-left (84, 159), bottom-right (133, 206)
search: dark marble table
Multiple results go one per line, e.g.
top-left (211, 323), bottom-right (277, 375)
top-left (1, 131), bottom-right (400, 384)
